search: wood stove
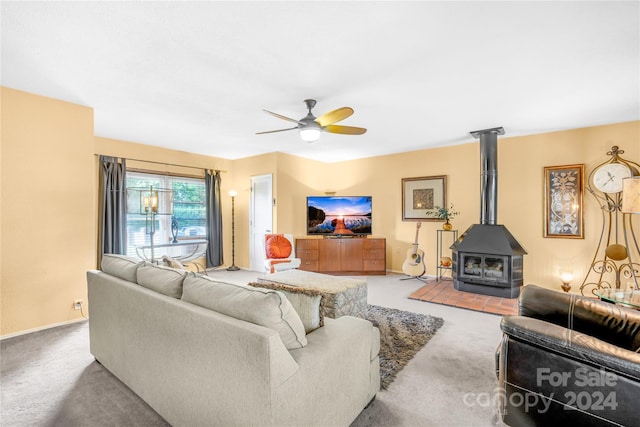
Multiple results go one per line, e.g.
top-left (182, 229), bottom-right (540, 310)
top-left (451, 127), bottom-right (527, 298)
top-left (460, 254), bottom-right (509, 282)
top-left (451, 224), bottom-right (525, 298)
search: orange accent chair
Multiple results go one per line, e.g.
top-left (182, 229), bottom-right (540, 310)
top-left (264, 233), bottom-right (301, 274)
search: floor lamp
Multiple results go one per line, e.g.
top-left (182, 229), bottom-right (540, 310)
top-left (227, 190), bottom-right (240, 271)
top-left (622, 176), bottom-right (640, 290)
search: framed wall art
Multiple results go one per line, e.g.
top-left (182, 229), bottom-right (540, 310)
top-left (402, 175), bottom-right (446, 221)
top-left (543, 164), bottom-right (584, 238)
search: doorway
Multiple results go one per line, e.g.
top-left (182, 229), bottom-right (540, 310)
top-left (250, 174), bottom-right (273, 272)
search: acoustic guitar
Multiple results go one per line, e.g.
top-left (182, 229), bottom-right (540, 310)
top-left (402, 222), bottom-right (426, 277)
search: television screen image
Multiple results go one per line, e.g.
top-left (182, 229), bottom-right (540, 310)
top-left (307, 196), bottom-right (372, 236)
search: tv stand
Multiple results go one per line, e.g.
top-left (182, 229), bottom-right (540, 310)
top-left (296, 237), bottom-right (386, 275)
top-left (323, 234), bottom-right (366, 239)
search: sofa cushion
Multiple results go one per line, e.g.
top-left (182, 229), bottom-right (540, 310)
top-left (101, 254), bottom-right (143, 282)
top-left (248, 281), bottom-right (323, 333)
top-left (265, 234), bottom-right (292, 259)
top-left (182, 275), bottom-right (307, 349)
top-left (136, 262), bottom-right (187, 299)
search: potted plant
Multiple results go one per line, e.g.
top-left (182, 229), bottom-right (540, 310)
top-left (427, 204), bottom-right (459, 230)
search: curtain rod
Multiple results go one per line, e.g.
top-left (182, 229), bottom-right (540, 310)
top-left (96, 154), bottom-right (226, 173)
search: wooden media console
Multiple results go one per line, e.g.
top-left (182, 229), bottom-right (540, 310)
top-left (296, 238), bottom-right (386, 275)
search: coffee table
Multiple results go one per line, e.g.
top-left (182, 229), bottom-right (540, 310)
top-left (257, 270), bottom-right (367, 318)
top-left (593, 288), bottom-right (640, 310)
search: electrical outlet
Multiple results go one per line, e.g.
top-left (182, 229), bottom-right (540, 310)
top-left (73, 299), bottom-right (83, 311)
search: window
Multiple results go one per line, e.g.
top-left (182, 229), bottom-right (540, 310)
top-left (125, 171), bottom-right (206, 257)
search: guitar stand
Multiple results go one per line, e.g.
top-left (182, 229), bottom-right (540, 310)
top-left (400, 274), bottom-right (429, 283)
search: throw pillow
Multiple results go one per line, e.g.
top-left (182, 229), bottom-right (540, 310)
top-left (101, 254), bottom-right (143, 282)
top-left (265, 234), bottom-right (292, 259)
top-left (249, 281), bottom-right (324, 333)
top-left (136, 262), bottom-right (187, 299)
top-left (162, 255), bottom-right (185, 270)
top-left (182, 275), bottom-right (307, 349)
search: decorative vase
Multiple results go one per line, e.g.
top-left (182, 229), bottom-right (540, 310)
top-left (442, 221), bottom-right (453, 231)
top-left (171, 215), bottom-right (179, 243)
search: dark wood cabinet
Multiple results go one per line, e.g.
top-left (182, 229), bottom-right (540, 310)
top-left (296, 238), bottom-right (386, 275)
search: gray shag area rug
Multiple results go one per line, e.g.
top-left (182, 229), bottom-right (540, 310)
top-left (359, 304), bottom-right (444, 389)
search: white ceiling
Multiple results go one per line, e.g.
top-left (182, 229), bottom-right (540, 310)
top-left (2, 1), bottom-right (638, 162)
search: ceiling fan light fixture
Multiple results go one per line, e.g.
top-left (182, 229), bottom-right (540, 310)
top-left (300, 127), bottom-right (321, 142)
top-left (259, 99), bottom-right (365, 142)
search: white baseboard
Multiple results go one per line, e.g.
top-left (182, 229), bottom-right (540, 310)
top-left (1, 317), bottom-right (87, 341)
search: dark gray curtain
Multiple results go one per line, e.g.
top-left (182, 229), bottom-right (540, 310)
top-left (100, 156), bottom-right (127, 255)
top-left (205, 170), bottom-right (224, 267)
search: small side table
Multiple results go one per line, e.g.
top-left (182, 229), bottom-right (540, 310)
top-left (436, 229), bottom-right (458, 280)
top-left (593, 288), bottom-right (640, 310)
top-left (135, 239), bottom-right (208, 265)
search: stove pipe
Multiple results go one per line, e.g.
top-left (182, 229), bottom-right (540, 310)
top-left (470, 127), bottom-right (504, 225)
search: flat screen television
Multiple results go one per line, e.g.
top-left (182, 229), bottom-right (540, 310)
top-left (307, 196), bottom-right (372, 236)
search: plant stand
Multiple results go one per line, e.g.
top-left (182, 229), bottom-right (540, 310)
top-left (437, 229), bottom-right (458, 281)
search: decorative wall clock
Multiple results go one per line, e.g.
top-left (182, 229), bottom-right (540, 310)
top-left (579, 146), bottom-right (640, 294)
top-left (592, 162), bottom-right (632, 193)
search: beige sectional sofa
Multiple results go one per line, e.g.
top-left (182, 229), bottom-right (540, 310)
top-left (87, 255), bottom-right (380, 426)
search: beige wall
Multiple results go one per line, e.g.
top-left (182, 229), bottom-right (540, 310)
top-left (231, 122), bottom-right (639, 292)
top-left (1, 87), bottom-right (95, 335)
top-left (1, 87), bottom-right (233, 336)
top-left (95, 137), bottom-right (232, 178)
top-left (1, 85), bottom-right (638, 336)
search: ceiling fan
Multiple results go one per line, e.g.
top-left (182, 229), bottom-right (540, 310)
top-left (256, 99), bottom-right (367, 142)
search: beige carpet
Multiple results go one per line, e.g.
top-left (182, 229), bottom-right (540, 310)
top-left (1, 270), bottom-right (507, 426)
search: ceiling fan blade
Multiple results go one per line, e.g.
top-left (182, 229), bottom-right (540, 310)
top-left (263, 109), bottom-right (303, 124)
top-left (315, 107), bottom-right (354, 126)
top-left (324, 124), bottom-right (367, 135)
top-left (256, 127), bottom-right (298, 135)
